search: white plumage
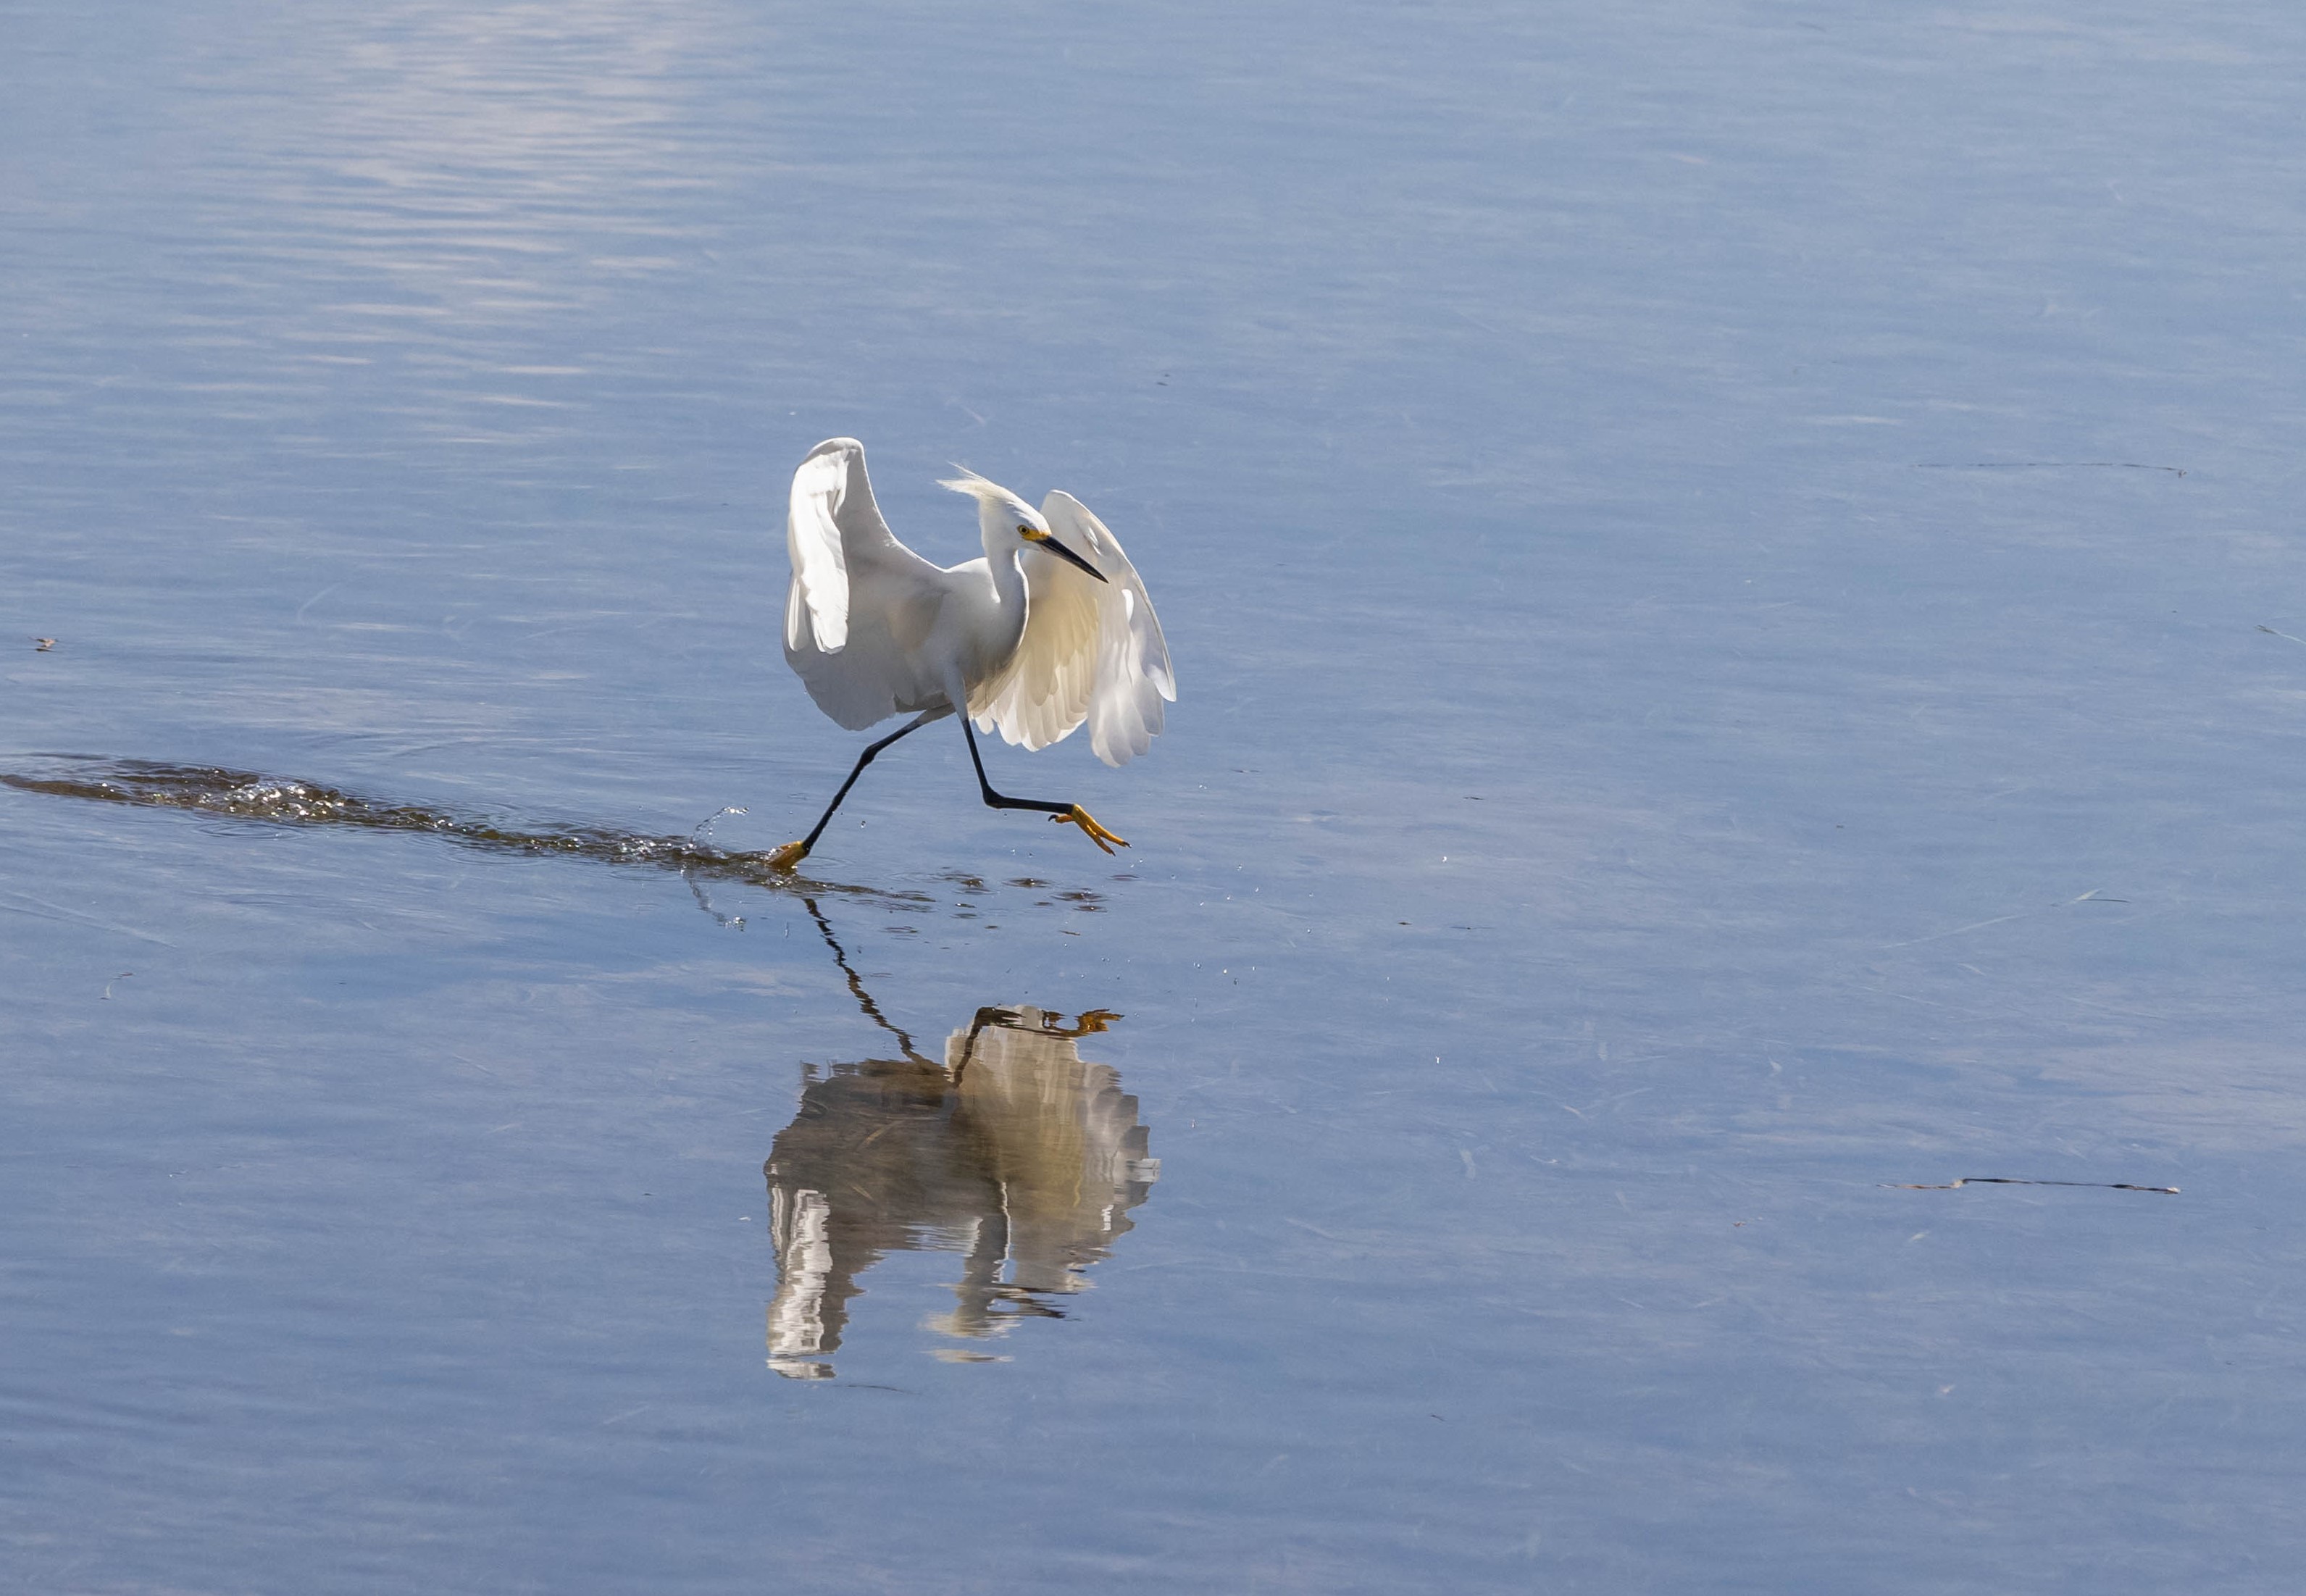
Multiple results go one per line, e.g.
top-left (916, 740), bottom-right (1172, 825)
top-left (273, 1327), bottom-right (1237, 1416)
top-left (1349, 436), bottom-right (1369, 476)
top-left (969, 490), bottom-right (1174, 766)
top-left (769, 438), bottom-right (1175, 867)
top-left (782, 442), bottom-right (947, 727)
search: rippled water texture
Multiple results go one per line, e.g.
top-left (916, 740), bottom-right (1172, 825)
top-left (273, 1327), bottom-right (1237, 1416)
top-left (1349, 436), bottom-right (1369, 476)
top-left (7, 4), bottom-right (2306, 1592)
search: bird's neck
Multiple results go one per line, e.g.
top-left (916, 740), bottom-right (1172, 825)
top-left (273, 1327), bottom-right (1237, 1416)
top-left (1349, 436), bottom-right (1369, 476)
top-left (979, 512), bottom-right (1029, 619)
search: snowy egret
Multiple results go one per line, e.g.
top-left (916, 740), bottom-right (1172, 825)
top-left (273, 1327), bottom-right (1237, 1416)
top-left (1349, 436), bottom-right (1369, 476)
top-left (766, 438), bottom-right (1174, 870)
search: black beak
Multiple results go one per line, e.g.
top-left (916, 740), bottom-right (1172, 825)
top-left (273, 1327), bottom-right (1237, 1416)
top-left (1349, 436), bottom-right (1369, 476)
top-left (1042, 536), bottom-right (1108, 582)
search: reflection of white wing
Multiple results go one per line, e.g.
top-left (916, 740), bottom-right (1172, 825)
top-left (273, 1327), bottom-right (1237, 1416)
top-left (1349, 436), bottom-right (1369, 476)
top-left (967, 490), bottom-right (1176, 767)
top-left (782, 438), bottom-right (948, 730)
top-left (945, 1008), bottom-right (1159, 1295)
top-left (764, 1185), bottom-right (837, 1379)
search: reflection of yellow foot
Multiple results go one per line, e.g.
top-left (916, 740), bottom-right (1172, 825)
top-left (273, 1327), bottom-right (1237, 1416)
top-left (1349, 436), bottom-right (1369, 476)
top-left (1052, 805), bottom-right (1127, 854)
top-left (764, 840), bottom-right (810, 871)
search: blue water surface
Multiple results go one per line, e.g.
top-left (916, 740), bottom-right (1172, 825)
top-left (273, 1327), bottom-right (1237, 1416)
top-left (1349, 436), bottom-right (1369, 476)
top-left (4, 3), bottom-right (2305, 1591)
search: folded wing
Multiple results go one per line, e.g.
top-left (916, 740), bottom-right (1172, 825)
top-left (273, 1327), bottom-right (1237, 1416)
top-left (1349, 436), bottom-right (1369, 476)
top-left (783, 438), bottom-right (948, 730)
top-left (968, 490), bottom-right (1175, 767)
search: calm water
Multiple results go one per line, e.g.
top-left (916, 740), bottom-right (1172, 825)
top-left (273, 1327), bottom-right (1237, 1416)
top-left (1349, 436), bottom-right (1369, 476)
top-left (6, 3), bottom-right (2306, 1590)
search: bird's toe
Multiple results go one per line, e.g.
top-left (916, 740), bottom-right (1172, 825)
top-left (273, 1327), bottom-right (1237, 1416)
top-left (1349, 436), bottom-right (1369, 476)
top-left (1053, 806), bottom-right (1127, 854)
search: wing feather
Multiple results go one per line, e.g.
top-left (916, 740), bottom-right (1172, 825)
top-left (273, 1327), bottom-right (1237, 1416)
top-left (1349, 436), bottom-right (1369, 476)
top-left (782, 438), bottom-right (949, 730)
top-left (969, 490), bottom-right (1174, 766)
top-left (1054, 492), bottom-right (1175, 766)
top-left (967, 546), bottom-right (1100, 750)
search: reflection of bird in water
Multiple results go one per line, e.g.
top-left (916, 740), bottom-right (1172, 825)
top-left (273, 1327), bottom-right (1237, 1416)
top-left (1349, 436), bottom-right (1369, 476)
top-left (764, 901), bottom-right (1160, 1379)
top-left (766, 438), bottom-right (1175, 871)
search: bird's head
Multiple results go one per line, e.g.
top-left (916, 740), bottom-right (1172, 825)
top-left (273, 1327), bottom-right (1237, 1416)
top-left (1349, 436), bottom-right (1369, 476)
top-left (940, 470), bottom-right (1108, 583)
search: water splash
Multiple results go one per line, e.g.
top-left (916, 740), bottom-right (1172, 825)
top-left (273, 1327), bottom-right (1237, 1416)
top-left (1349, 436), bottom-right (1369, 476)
top-left (1, 758), bottom-right (919, 902)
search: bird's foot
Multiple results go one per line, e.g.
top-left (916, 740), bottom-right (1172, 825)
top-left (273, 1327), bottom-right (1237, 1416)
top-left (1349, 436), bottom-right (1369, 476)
top-left (764, 840), bottom-right (811, 872)
top-left (1052, 805), bottom-right (1127, 854)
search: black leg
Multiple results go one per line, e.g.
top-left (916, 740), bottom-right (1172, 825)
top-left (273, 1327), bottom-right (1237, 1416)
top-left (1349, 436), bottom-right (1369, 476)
top-left (961, 718), bottom-right (1072, 814)
top-left (767, 708), bottom-right (948, 869)
top-left (960, 719), bottom-right (1129, 854)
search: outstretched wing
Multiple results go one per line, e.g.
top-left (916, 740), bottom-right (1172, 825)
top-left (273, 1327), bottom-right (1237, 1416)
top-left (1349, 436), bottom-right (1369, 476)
top-left (967, 489), bottom-right (1175, 767)
top-left (782, 438), bottom-right (948, 730)
top-left (1053, 492), bottom-right (1177, 766)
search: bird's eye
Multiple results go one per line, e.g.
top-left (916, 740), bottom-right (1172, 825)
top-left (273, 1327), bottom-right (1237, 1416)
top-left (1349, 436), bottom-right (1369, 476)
top-left (1017, 524), bottom-right (1031, 535)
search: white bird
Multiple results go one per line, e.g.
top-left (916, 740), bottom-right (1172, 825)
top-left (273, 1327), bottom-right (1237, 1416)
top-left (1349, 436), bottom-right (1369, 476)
top-left (766, 438), bottom-right (1174, 870)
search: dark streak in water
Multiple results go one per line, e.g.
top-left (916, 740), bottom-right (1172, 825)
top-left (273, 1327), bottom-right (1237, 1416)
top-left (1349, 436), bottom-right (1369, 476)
top-left (1913, 461), bottom-right (2187, 477)
top-left (2, 759), bottom-right (925, 905)
top-left (1887, 1177), bottom-right (2178, 1195)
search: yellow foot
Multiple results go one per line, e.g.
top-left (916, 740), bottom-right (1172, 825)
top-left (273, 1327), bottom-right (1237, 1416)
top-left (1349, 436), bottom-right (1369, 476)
top-left (1052, 805), bottom-right (1128, 855)
top-left (764, 840), bottom-right (811, 872)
